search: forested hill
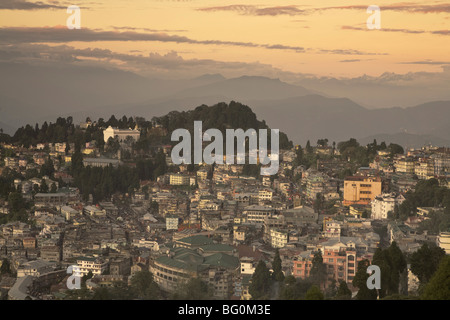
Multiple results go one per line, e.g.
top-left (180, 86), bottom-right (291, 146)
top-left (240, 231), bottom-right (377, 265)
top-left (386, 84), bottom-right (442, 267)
top-left (0, 101), bottom-right (293, 150)
top-left (153, 101), bottom-right (293, 149)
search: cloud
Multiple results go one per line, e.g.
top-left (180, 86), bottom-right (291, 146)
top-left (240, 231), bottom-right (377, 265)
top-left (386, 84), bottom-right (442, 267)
top-left (197, 3), bottom-right (450, 17)
top-left (0, 26), bottom-right (306, 53)
top-left (340, 59), bottom-right (362, 63)
top-left (197, 5), bottom-right (306, 16)
top-left (0, 0), bottom-right (67, 10)
top-left (317, 48), bottom-right (387, 56)
top-left (315, 3), bottom-right (450, 14)
top-left (399, 60), bottom-right (450, 65)
top-left (341, 25), bottom-right (450, 36)
top-left (0, 42), bottom-right (309, 80)
top-left (109, 26), bottom-right (188, 33)
top-left (0, 26), bottom-right (387, 56)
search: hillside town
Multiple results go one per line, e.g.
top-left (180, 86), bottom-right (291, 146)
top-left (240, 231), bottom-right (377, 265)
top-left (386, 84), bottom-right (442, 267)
top-left (0, 112), bottom-right (449, 301)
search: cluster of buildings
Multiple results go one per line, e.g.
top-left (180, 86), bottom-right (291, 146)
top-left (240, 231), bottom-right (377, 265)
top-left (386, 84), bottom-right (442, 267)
top-left (1, 123), bottom-right (449, 300)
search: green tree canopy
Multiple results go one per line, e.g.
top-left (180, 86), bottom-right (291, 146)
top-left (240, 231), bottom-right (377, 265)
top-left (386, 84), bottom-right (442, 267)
top-left (130, 270), bottom-right (161, 300)
top-left (335, 280), bottom-right (352, 300)
top-left (410, 243), bottom-right (446, 284)
top-left (249, 260), bottom-right (271, 300)
top-left (305, 285), bottom-right (324, 300)
top-left (421, 255), bottom-right (450, 300)
top-left (272, 249), bottom-right (284, 282)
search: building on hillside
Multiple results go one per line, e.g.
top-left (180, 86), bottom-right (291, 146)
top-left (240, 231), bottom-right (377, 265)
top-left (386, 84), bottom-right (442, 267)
top-left (82, 157), bottom-right (121, 168)
top-left (243, 205), bottom-right (276, 224)
top-left (103, 126), bottom-right (140, 143)
top-left (343, 176), bottom-right (382, 206)
top-left (150, 246), bottom-right (239, 299)
top-left (75, 256), bottom-right (109, 276)
top-left (371, 193), bottom-right (405, 220)
top-left (414, 158), bottom-right (435, 180)
top-left (169, 173), bottom-right (191, 186)
top-left (436, 231), bottom-right (450, 254)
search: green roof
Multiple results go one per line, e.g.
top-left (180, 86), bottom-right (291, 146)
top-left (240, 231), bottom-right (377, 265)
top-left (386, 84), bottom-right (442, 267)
top-left (204, 253), bottom-right (239, 269)
top-left (176, 235), bottom-right (214, 246)
top-left (199, 243), bottom-right (234, 253)
top-left (155, 248), bottom-right (239, 273)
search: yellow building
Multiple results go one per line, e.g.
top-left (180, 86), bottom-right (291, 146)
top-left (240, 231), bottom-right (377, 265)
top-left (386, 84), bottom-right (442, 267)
top-left (415, 159), bottom-right (435, 180)
top-left (343, 176), bottom-right (382, 206)
top-left (395, 158), bottom-right (415, 174)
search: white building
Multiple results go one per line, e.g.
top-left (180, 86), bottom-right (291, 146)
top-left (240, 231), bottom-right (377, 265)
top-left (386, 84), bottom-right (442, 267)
top-left (323, 220), bottom-right (342, 238)
top-left (270, 228), bottom-right (289, 248)
top-left (240, 257), bottom-right (258, 275)
top-left (437, 231), bottom-right (450, 254)
top-left (76, 256), bottom-right (109, 276)
top-left (103, 126), bottom-right (140, 143)
top-left (83, 205), bottom-right (106, 217)
top-left (166, 215), bottom-right (180, 231)
top-left (371, 193), bottom-right (405, 220)
top-left (61, 206), bottom-right (80, 221)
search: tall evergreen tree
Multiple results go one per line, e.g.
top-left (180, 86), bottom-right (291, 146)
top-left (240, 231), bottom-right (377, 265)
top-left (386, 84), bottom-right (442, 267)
top-left (272, 249), bottom-right (284, 282)
top-left (249, 260), bottom-right (271, 300)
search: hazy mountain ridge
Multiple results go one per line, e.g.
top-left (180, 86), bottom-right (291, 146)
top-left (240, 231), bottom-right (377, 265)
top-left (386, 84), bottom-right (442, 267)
top-left (0, 62), bottom-right (449, 148)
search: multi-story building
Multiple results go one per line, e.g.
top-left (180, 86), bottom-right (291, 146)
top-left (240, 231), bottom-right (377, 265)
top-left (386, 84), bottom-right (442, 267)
top-left (243, 205), bottom-right (276, 224)
top-left (76, 256), bottom-right (109, 276)
top-left (83, 205), bottom-right (106, 217)
top-left (343, 176), bottom-right (382, 206)
top-left (169, 173), bottom-right (190, 186)
top-left (82, 157), bottom-right (121, 168)
top-left (151, 246), bottom-right (239, 299)
top-left (34, 193), bottom-right (68, 207)
top-left (166, 215), bottom-right (180, 230)
top-left (270, 228), bottom-right (289, 248)
top-left (415, 158), bottom-right (435, 180)
top-left (103, 126), bottom-right (140, 143)
top-left (40, 245), bottom-right (61, 262)
top-left (433, 154), bottom-right (450, 177)
top-left (371, 193), bottom-right (405, 220)
top-left (306, 173), bottom-right (326, 200)
top-left (258, 189), bottom-right (273, 202)
top-left (395, 157), bottom-right (415, 174)
top-left (292, 245), bottom-right (368, 289)
top-left (323, 220), bottom-right (342, 238)
top-left (437, 231), bottom-right (450, 254)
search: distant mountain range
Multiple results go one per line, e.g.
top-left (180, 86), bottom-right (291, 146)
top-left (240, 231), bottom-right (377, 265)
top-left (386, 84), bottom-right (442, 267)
top-left (1, 62), bottom-right (449, 148)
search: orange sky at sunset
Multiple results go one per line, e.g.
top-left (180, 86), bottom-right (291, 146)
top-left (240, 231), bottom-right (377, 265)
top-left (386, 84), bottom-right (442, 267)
top-left (0, 0), bottom-right (449, 78)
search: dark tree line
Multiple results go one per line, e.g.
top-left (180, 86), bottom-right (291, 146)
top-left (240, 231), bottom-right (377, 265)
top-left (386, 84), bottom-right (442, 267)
top-left (153, 101), bottom-right (293, 150)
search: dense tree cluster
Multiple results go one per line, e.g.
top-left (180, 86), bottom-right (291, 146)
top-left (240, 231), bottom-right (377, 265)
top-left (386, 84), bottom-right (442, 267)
top-left (393, 178), bottom-right (450, 227)
top-left (73, 165), bottom-right (140, 203)
top-left (294, 137), bottom-right (403, 171)
top-left (371, 242), bottom-right (407, 298)
top-left (409, 243), bottom-right (446, 286)
top-left (153, 101), bottom-right (293, 150)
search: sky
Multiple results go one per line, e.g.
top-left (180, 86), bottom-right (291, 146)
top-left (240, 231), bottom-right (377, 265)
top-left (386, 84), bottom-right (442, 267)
top-left (1, 0), bottom-right (449, 79)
